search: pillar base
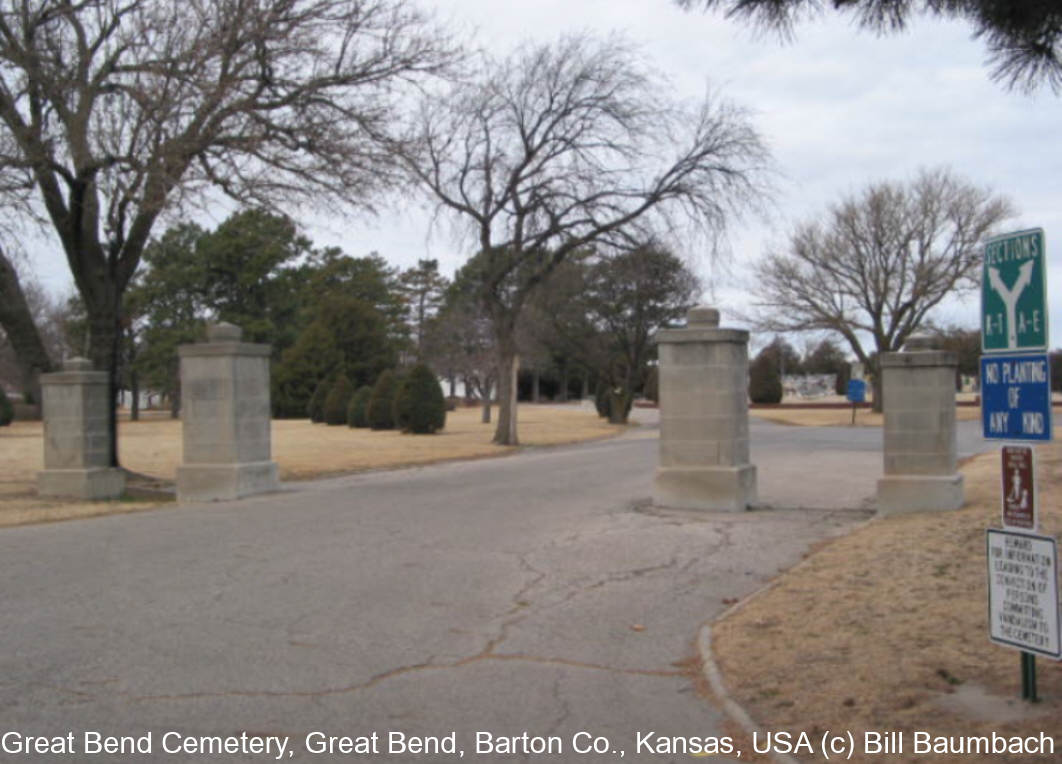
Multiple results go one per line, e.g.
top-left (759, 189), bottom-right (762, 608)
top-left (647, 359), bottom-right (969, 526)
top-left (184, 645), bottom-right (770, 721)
top-left (876, 474), bottom-right (964, 515)
top-left (176, 461), bottom-right (278, 503)
top-left (37, 468), bottom-right (125, 500)
top-left (653, 465), bottom-right (757, 512)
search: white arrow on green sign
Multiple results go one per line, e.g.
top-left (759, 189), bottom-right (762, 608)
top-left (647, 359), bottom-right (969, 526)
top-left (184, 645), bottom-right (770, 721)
top-left (982, 228), bottom-right (1048, 353)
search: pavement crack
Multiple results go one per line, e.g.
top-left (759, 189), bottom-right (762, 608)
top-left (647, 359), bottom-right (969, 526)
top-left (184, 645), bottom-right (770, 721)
top-left (583, 556), bottom-right (679, 591)
top-left (127, 651), bottom-right (680, 705)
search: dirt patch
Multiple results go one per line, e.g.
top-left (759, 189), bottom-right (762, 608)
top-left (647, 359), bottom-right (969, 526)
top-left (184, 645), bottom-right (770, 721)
top-left (711, 440), bottom-right (1062, 763)
top-left (0, 406), bottom-right (621, 528)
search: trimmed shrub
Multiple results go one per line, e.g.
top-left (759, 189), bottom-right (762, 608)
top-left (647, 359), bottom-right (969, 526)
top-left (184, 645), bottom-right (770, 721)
top-left (347, 385), bottom-right (373, 428)
top-left (307, 375), bottom-right (333, 423)
top-left (393, 364), bottom-right (446, 434)
top-left (748, 353), bottom-right (783, 404)
top-left (323, 374), bottom-right (354, 426)
top-left (367, 370), bottom-right (400, 430)
top-left (0, 387), bottom-right (13, 427)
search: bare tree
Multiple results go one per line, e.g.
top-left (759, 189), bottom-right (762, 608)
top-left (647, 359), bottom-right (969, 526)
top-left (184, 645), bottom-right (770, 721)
top-left (0, 0), bottom-right (455, 464)
top-left (750, 167), bottom-right (1013, 410)
top-left (678, 1), bottom-right (1062, 93)
top-left (403, 34), bottom-right (770, 444)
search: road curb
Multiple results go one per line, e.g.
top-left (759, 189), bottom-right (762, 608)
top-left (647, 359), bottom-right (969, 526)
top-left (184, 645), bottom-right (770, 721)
top-left (697, 623), bottom-right (801, 764)
top-left (697, 511), bottom-right (882, 764)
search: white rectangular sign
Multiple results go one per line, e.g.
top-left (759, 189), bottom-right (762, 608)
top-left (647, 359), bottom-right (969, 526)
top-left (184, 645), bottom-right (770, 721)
top-left (987, 529), bottom-right (1061, 659)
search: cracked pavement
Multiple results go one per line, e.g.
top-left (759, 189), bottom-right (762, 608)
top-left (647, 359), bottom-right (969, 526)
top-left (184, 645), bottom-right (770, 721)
top-left (0, 417), bottom-right (990, 762)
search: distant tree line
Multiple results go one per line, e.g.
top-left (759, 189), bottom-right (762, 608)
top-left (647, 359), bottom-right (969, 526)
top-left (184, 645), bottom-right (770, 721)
top-left (4, 207), bottom-right (699, 427)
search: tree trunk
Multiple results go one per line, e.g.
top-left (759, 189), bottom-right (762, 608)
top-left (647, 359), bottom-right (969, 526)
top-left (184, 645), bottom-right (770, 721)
top-left (479, 378), bottom-right (492, 423)
top-left (531, 367), bottom-right (540, 403)
top-left (0, 250), bottom-right (54, 401)
top-left (558, 358), bottom-right (569, 402)
top-left (130, 369), bottom-right (140, 422)
top-left (84, 293), bottom-right (122, 467)
top-left (869, 357), bottom-right (883, 414)
top-left (170, 380), bottom-right (181, 419)
top-left (607, 388), bottom-right (633, 424)
top-left (493, 343), bottom-right (519, 445)
top-left (449, 375), bottom-right (456, 398)
top-left (580, 370), bottom-right (589, 400)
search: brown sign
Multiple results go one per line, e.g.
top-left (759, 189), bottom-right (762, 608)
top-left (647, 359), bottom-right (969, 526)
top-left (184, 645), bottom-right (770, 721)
top-left (1001, 445), bottom-right (1036, 530)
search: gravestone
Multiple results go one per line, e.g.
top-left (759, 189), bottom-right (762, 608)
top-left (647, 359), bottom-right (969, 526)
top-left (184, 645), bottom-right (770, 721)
top-left (176, 323), bottom-right (278, 502)
top-left (653, 306), bottom-right (756, 512)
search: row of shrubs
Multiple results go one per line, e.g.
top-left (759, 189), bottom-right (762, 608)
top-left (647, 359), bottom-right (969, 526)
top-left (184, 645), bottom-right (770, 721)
top-left (307, 363), bottom-right (447, 434)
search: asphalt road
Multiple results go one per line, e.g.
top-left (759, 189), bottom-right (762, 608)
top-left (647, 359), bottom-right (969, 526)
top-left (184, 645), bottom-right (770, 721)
top-left (0, 418), bottom-right (992, 763)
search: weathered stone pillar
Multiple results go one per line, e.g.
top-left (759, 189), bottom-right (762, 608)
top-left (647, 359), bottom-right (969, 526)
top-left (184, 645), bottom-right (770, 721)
top-left (37, 358), bottom-right (125, 499)
top-left (176, 323), bottom-right (278, 502)
top-left (653, 306), bottom-right (756, 511)
top-left (876, 335), bottom-right (963, 514)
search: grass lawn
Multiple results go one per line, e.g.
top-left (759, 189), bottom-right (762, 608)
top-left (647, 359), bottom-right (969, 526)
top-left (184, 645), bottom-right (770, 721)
top-left (0, 404), bottom-right (622, 528)
top-left (712, 435), bottom-right (1062, 763)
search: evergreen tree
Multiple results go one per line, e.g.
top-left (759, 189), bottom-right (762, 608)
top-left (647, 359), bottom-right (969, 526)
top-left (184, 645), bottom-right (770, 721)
top-left (347, 385), bottom-right (373, 428)
top-left (367, 370), bottom-right (400, 430)
top-left (393, 364), bottom-right (446, 434)
top-left (308, 375), bottom-right (334, 423)
top-left (272, 322), bottom-right (343, 418)
top-left (398, 259), bottom-right (449, 356)
top-left (749, 347), bottom-right (783, 404)
top-left (323, 375), bottom-right (355, 426)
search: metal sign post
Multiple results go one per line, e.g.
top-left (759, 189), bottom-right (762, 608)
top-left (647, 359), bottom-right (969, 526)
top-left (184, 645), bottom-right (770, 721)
top-left (980, 228), bottom-right (1056, 702)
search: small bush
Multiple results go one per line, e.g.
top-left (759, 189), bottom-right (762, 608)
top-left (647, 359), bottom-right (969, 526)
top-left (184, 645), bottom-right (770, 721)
top-left (323, 375), bottom-right (354, 426)
top-left (367, 370), bottom-right (400, 430)
top-left (0, 387), bottom-right (13, 427)
top-left (347, 385), bottom-right (373, 428)
top-left (393, 364), bottom-right (446, 434)
top-left (748, 353), bottom-right (783, 404)
top-left (307, 375), bottom-right (332, 423)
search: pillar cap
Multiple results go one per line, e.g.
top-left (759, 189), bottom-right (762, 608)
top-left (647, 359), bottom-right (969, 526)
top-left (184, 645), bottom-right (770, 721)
top-left (207, 322), bottom-right (243, 342)
top-left (687, 306), bottom-right (720, 328)
top-left (903, 334), bottom-right (936, 351)
top-left (63, 357), bottom-right (93, 371)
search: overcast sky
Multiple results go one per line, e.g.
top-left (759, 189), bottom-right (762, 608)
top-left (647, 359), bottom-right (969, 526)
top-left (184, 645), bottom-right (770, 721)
top-left (28, 0), bottom-right (1062, 352)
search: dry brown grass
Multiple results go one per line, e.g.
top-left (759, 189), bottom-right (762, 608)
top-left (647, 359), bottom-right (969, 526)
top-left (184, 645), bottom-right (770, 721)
top-left (752, 405), bottom-right (989, 428)
top-left (713, 438), bottom-right (1062, 763)
top-left (0, 405), bottom-right (621, 528)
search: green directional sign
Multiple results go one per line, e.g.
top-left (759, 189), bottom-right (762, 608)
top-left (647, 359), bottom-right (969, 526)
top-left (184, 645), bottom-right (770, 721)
top-left (982, 228), bottom-right (1048, 353)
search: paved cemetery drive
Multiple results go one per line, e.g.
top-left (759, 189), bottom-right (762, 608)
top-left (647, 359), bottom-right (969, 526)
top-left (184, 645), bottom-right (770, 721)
top-left (0, 419), bottom-right (991, 763)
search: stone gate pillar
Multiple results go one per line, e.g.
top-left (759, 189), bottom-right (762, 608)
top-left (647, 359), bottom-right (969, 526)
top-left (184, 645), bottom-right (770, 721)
top-left (653, 306), bottom-right (756, 512)
top-left (37, 358), bottom-right (125, 499)
top-left (176, 323), bottom-right (278, 502)
top-left (876, 335), bottom-right (963, 514)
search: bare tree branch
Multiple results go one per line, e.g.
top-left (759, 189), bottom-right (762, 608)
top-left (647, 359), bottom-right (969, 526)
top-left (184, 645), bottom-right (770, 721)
top-left (749, 166), bottom-right (1014, 408)
top-left (399, 33), bottom-right (770, 444)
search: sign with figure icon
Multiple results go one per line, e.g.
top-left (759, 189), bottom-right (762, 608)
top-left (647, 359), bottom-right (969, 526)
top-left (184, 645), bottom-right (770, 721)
top-left (1001, 445), bottom-right (1036, 531)
top-left (982, 229), bottom-right (1047, 353)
